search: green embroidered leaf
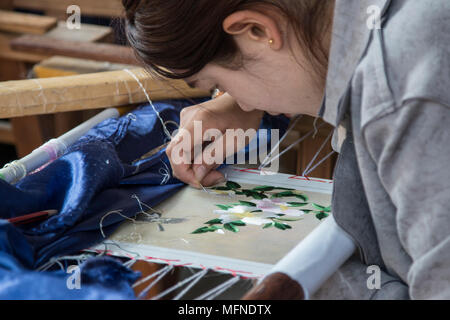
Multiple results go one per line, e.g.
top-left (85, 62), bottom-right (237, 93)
top-left (251, 210), bottom-right (263, 213)
top-left (312, 203), bottom-right (326, 211)
top-left (254, 192), bottom-right (267, 200)
top-left (215, 204), bottom-right (234, 210)
top-left (234, 191), bottom-right (244, 195)
top-left (323, 206), bottom-right (331, 213)
top-left (224, 223), bottom-right (239, 233)
top-left (230, 220), bottom-right (246, 226)
top-left (274, 187), bottom-right (295, 191)
top-left (274, 216), bottom-right (303, 222)
top-left (315, 212), bottom-right (329, 220)
top-left (252, 185), bottom-right (275, 192)
top-left (211, 186), bottom-right (232, 191)
top-left (191, 227), bottom-right (211, 234)
top-left (263, 222), bottom-right (274, 229)
top-left (274, 222), bottom-right (287, 230)
top-left (283, 224), bottom-right (292, 229)
top-left (271, 191), bottom-right (295, 198)
top-left (226, 181), bottom-right (241, 190)
top-left (239, 200), bottom-right (257, 207)
top-left (287, 202), bottom-right (308, 207)
top-left (205, 218), bottom-right (223, 225)
top-left (294, 194), bottom-right (308, 202)
top-left (241, 189), bottom-right (267, 200)
top-left (301, 209), bottom-right (313, 213)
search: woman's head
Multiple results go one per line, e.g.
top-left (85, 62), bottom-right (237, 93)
top-left (122, 0), bottom-right (334, 116)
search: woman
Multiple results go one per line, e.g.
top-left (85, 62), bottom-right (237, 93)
top-left (122, 0), bottom-right (450, 299)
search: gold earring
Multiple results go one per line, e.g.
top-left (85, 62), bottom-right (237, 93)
top-left (268, 39), bottom-right (274, 45)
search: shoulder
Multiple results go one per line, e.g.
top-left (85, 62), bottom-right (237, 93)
top-left (352, 0), bottom-right (450, 129)
top-left (382, 0), bottom-right (450, 106)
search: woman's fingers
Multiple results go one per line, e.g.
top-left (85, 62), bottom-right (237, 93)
top-left (165, 94), bottom-right (263, 187)
top-left (200, 170), bottom-right (226, 187)
top-left (168, 157), bottom-right (198, 187)
top-left (166, 133), bottom-right (199, 187)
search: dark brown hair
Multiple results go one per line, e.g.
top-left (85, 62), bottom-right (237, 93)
top-left (122, 0), bottom-right (334, 81)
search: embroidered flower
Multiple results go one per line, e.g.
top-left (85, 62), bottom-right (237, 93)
top-left (254, 199), bottom-right (306, 217)
top-left (213, 205), bottom-right (276, 226)
top-left (192, 182), bottom-right (329, 235)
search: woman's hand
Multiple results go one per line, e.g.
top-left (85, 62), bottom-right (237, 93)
top-left (166, 93), bottom-right (263, 188)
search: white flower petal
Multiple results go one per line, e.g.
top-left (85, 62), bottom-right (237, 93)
top-left (261, 207), bottom-right (283, 214)
top-left (228, 205), bottom-right (252, 214)
top-left (219, 214), bottom-right (235, 224)
top-left (214, 210), bottom-right (229, 215)
top-left (283, 209), bottom-right (305, 217)
top-left (242, 217), bottom-right (273, 226)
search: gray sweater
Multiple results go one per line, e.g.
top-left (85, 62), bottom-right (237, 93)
top-left (314, 0), bottom-right (450, 299)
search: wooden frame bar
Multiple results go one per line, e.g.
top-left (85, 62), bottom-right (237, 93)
top-left (0, 9), bottom-right (57, 35)
top-left (13, 0), bottom-right (124, 18)
top-left (0, 68), bottom-right (208, 118)
top-left (11, 35), bottom-right (138, 65)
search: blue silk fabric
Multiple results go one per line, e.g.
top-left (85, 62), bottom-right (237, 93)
top-left (0, 99), bottom-right (289, 299)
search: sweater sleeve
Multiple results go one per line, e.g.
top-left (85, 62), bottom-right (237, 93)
top-left (364, 99), bottom-right (450, 299)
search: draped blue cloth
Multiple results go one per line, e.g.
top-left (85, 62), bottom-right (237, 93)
top-left (0, 99), bottom-right (289, 299)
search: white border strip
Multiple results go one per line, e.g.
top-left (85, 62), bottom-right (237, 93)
top-left (221, 166), bottom-right (333, 194)
top-left (88, 241), bottom-right (272, 278)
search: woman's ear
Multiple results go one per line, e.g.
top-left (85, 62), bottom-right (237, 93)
top-left (223, 10), bottom-right (283, 50)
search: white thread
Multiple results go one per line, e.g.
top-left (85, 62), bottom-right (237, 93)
top-left (259, 122), bottom-right (326, 170)
top-left (303, 150), bottom-right (336, 177)
top-left (115, 80), bottom-right (120, 96)
top-left (127, 113), bottom-right (137, 121)
top-left (124, 68), bottom-right (172, 140)
top-left (131, 194), bottom-right (162, 216)
top-left (163, 120), bottom-right (180, 130)
top-left (4, 160), bottom-right (27, 183)
top-left (54, 260), bottom-right (65, 271)
top-left (15, 88), bottom-right (24, 117)
top-left (312, 117), bottom-right (320, 138)
top-left (132, 265), bottom-right (170, 288)
top-left (33, 79), bottom-right (48, 113)
top-left (132, 163), bottom-right (141, 176)
top-left (137, 265), bottom-right (174, 299)
top-left (99, 210), bottom-right (139, 239)
top-left (259, 115), bottom-right (303, 168)
top-left (302, 131), bottom-right (334, 176)
top-left (195, 276), bottom-right (240, 300)
top-left (173, 268), bottom-right (209, 300)
top-left (122, 75), bottom-right (134, 104)
top-left (159, 160), bottom-right (171, 185)
top-left (37, 253), bottom-right (94, 272)
top-left (123, 259), bottom-right (137, 268)
top-left (101, 240), bottom-right (143, 262)
top-left (151, 268), bottom-right (208, 300)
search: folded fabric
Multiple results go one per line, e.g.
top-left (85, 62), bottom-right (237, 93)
top-left (0, 99), bottom-right (289, 299)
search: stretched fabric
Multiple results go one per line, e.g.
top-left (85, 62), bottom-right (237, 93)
top-left (0, 99), bottom-right (289, 299)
